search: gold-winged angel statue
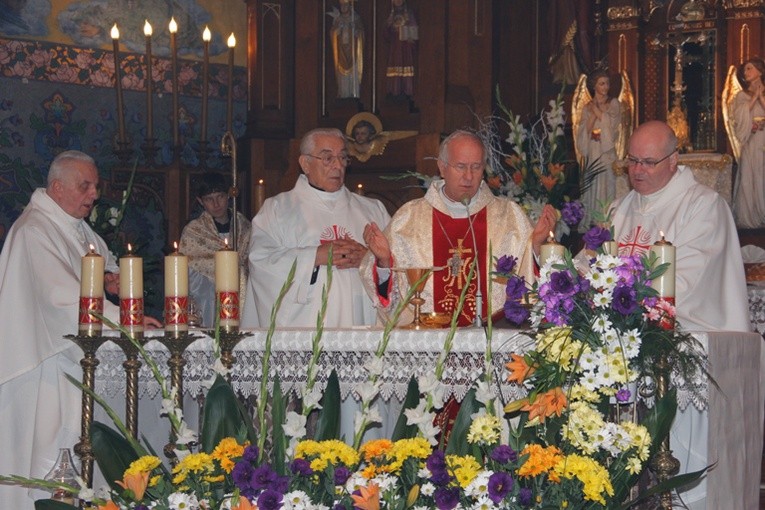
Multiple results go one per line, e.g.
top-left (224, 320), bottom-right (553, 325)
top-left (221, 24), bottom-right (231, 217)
top-left (344, 112), bottom-right (417, 162)
top-left (571, 69), bottom-right (634, 228)
top-left (722, 59), bottom-right (765, 228)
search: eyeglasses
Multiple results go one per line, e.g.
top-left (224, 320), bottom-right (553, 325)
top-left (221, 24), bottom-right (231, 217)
top-left (625, 148), bottom-right (677, 169)
top-left (442, 161), bottom-right (486, 173)
top-left (305, 153), bottom-right (350, 167)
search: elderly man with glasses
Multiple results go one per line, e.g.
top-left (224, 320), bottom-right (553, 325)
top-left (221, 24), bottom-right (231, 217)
top-left (242, 127), bottom-right (390, 328)
top-left (360, 129), bottom-right (556, 327)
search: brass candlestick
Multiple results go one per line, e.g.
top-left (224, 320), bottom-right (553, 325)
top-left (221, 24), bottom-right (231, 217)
top-left (205, 330), bottom-right (252, 372)
top-left (111, 333), bottom-right (146, 438)
top-left (66, 334), bottom-right (110, 487)
top-left (648, 353), bottom-right (681, 509)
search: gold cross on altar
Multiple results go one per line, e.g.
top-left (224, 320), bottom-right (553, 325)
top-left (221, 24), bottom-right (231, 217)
top-left (447, 238), bottom-right (472, 289)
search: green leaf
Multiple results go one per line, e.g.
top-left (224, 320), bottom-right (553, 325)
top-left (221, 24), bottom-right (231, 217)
top-left (391, 376), bottom-right (420, 441)
top-left (201, 375), bottom-right (257, 452)
top-left (444, 388), bottom-right (481, 458)
top-left (617, 468), bottom-right (708, 510)
top-left (34, 500), bottom-right (79, 510)
top-left (314, 370), bottom-right (341, 441)
top-left (271, 376), bottom-right (286, 476)
top-left (90, 421), bottom-right (140, 492)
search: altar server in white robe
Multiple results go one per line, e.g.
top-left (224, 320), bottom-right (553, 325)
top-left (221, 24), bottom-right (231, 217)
top-left (242, 127), bottom-right (390, 328)
top-left (0, 151), bottom-right (161, 507)
top-left (360, 130), bottom-right (557, 326)
top-left (610, 121), bottom-right (751, 509)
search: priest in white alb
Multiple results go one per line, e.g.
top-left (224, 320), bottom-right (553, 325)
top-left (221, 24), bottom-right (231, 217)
top-left (0, 151), bottom-right (161, 507)
top-left (609, 121), bottom-right (753, 510)
top-left (360, 130), bottom-right (557, 327)
top-left (242, 128), bottom-right (390, 328)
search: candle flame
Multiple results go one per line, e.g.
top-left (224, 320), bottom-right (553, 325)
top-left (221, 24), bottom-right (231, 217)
top-left (659, 230), bottom-right (665, 240)
top-left (258, 179), bottom-right (264, 185)
top-left (357, 183), bottom-right (363, 189)
top-left (169, 17), bottom-right (178, 33)
top-left (203, 26), bottom-right (211, 42)
top-left (89, 244), bottom-right (96, 254)
top-left (224, 238), bottom-right (230, 249)
top-left (144, 20), bottom-right (152, 37)
top-left (173, 241), bottom-right (179, 251)
top-left (227, 32), bottom-right (236, 48)
top-left (111, 23), bottom-right (120, 39)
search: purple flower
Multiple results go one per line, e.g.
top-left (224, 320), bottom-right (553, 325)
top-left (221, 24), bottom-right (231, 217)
top-left (257, 489), bottom-right (284, 510)
top-left (433, 486), bottom-right (460, 510)
top-left (490, 445), bottom-right (517, 464)
top-left (496, 255), bottom-right (517, 274)
top-left (135, 506), bottom-right (150, 510)
top-left (549, 270), bottom-right (576, 296)
top-left (488, 471), bottom-right (514, 504)
top-left (504, 301), bottom-right (530, 325)
top-left (616, 387), bottom-right (632, 402)
top-left (252, 464), bottom-right (278, 490)
top-left (334, 466), bottom-right (351, 485)
top-left (561, 200), bottom-right (584, 226)
top-left (583, 226), bottom-right (611, 250)
top-left (505, 276), bottom-right (527, 301)
top-left (430, 470), bottom-right (452, 486)
top-left (518, 487), bottom-right (533, 506)
top-left (290, 458), bottom-right (313, 477)
top-left (242, 445), bottom-right (259, 463)
top-left (426, 450), bottom-right (446, 472)
top-left (612, 284), bottom-right (638, 315)
top-left (232, 461), bottom-right (255, 490)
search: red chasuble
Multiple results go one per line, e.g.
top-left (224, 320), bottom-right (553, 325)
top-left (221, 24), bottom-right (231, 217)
top-left (431, 207), bottom-right (488, 326)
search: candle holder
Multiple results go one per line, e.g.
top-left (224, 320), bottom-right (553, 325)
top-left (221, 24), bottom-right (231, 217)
top-left (204, 330), bottom-right (252, 372)
top-left (111, 333), bottom-right (147, 438)
top-left (156, 331), bottom-right (201, 462)
top-left (65, 333), bottom-right (111, 487)
top-left (648, 352), bottom-right (681, 509)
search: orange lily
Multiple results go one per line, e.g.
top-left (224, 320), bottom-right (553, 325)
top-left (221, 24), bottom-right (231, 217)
top-left (350, 482), bottom-right (380, 510)
top-left (115, 471), bottom-right (149, 501)
top-left (521, 387), bottom-right (567, 423)
top-left (548, 162), bottom-right (565, 176)
top-left (231, 495), bottom-right (258, 510)
top-left (506, 353), bottom-right (535, 384)
top-left (487, 175), bottom-right (502, 189)
top-left (540, 174), bottom-right (558, 191)
top-left (98, 502), bottom-right (120, 510)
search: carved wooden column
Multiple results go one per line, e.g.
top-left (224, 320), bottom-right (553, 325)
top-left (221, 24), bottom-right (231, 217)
top-left (724, 1), bottom-right (765, 68)
top-left (605, 4), bottom-right (642, 120)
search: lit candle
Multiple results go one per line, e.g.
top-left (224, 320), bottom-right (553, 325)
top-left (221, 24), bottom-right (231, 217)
top-left (539, 231), bottom-right (565, 267)
top-left (215, 240), bottom-right (239, 332)
top-left (111, 24), bottom-right (126, 144)
top-left (200, 26), bottom-right (211, 143)
top-left (169, 17), bottom-right (179, 147)
top-left (79, 245), bottom-right (104, 336)
top-left (355, 183), bottom-right (364, 196)
top-left (650, 232), bottom-right (676, 298)
top-left (226, 32), bottom-right (236, 132)
top-left (119, 244), bottom-right (144, 337)
top-left (255, 179), bottom-right (266, 213)
top-left (144, 20), bottom-right (154, 141)
top-left (603, 240), bottom-right (618, 256)
top-left (164, 242), bottom-right (189, 336)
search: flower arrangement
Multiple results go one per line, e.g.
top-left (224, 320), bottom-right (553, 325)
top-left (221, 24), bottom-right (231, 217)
top-left (4, 246), bottom-right (706, 510)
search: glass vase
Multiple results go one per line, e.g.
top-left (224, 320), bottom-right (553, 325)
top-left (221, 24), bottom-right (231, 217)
top-left (43, 448), bottom-right (79, 505)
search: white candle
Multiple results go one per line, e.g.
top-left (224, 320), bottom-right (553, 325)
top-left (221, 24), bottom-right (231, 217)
top-left (169, 17), bottom-right (179, 147)
top-left (119, 244), bottom-right (144, 336)
top-left (255, 179), bottom-right (266, 213)
top-left (603, 240), bottom-right (618, 256)
top-left (539, 231), bottom-right (565, 267)
top-left (79, 245), bottom-right (104, 336)
top-left (164, 242), bottom-right (189, 335)
top-left (226, 33), bottom-right (235, 132)
top-left (650, 232), bottom-right (676, 298)
top-left (200, 26), bottom-right (211, 143)
top-left (144, 20), bottom-right (154, 141)
top-left (215, 242), bottom-right (239, 332)
top-left (111, 24), bottom-right (126, 144)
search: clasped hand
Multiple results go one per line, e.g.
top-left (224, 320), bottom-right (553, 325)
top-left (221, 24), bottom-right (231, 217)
top-left (315, 237), bottom-right (368, 269)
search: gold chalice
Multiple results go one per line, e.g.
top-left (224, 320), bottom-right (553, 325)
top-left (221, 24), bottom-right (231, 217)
top-left (402, 267), bottom-right (430, 329)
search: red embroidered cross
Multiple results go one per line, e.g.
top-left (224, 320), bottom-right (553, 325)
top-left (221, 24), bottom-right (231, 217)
top-left (619, 225), bottom-right (652, 256)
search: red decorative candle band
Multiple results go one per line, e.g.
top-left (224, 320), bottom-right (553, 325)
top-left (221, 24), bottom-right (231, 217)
top-left (120, 297), bottom-right (145, 326)
top-left (217, 291), bottom-right (240, 320)
top-left (78, 297), bottom-right (104, 324)
top-left (164, 296), bottom-right (189, 325)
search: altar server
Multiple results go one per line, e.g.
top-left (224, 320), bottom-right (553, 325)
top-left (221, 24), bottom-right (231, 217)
top-left (241, 128), bottom-right (390, 328)
top-left (609, 120), bottom-right (751, 510)
top-left (360, 130), bottom-right (556, 326)
top-left (0, 151), bottom-right (160, 507)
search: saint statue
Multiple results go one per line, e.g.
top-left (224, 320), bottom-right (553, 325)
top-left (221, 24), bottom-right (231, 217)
top-left (385, 0), bottom-right (418, 97)
top-left (328, 0), bottom-right (364, 99)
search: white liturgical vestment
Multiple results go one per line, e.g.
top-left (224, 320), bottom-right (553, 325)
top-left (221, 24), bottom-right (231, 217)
top-left (0, 189), bottom-right (120, 507)
top-left (610, 166), bottom-right (750, 509)
top-left (242, 175), bottom-right (390, 328)
top-left (360, 180), bottom-right (536, 325)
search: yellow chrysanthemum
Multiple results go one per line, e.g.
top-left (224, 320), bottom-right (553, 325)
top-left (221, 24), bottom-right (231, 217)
top-left (536, 327), bottom-right (583, 371)
top-left (125, 455), bottom-right (161, 475)
top-left (445, 455), bottom-right (481, 488)
top-left (517, 444), bottom-right (563, 478)
top-left (360, 439), bottom-right (393, 461)
top-left (172, 452), bottom-right (215, 485)
top-left (554, 454), bottom-right (614, 505)
top-left (211, 437), bottom-right (246, 473)
top-left (466, 414), bottom-right (501, 445)
top-left (294, 439), bottom-right (360, 472)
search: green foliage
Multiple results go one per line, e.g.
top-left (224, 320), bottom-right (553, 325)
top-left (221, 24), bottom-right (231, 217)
top-left (34, 500), bottom-right (78, 510)
top-left (91, 421), bottom-right (140, 493)
top-left (271, 377), bottom-right (287, 475)
top-left (391, 376), bottom-right (420, 441)
top-left (444, 388), bottom-right (482, 459)
top-left (313, 370), bottom-right (341, 441)
top-left (201, 375), bottom-right (257, 452)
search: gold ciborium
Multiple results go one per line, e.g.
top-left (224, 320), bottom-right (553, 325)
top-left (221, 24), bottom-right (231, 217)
top-left (402, 267), bottom-right (430, 329)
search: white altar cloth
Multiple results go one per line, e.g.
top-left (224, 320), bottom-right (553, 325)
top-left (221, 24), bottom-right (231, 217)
top-left (89, 327), bottom-right (763, 509)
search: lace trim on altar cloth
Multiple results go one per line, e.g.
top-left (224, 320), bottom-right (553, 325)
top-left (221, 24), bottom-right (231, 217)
top-left (92, 328), bottom-right (709, 412)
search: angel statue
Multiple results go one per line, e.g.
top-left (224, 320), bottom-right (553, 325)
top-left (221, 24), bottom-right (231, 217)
top-left (344, 112), bottom-right (417, 162)
top-left (571, 69), bottom-right (634, 231)
top-left (722, 58), bottom-right (765, 228)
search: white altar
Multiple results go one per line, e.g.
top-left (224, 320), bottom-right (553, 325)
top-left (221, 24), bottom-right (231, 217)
top-left (92, 327), bottom-right (764, 510)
